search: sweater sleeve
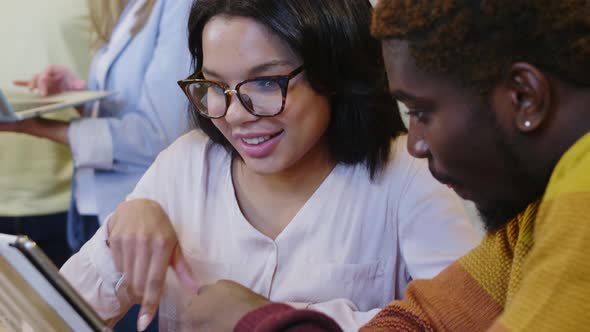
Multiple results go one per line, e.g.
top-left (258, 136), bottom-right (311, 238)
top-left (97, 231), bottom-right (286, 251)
top-left (360, 259), bottom-right (503, 332)
top-left (297, 300), bottom-right (380, 332)
top-left (235, 303), bottom-right (343, 332)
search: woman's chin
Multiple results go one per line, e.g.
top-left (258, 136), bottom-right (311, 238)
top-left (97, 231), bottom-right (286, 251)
top-left (241, 159), bottom-right (284, 176)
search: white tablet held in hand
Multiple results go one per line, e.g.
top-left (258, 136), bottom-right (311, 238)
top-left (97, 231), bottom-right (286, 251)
top-left (0, 233), bottom-right (112, 332)
top-left (0, 89), bottom-right (112, 122)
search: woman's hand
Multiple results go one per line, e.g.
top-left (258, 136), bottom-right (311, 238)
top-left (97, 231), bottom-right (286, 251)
top-left (13, 64), bottom-right (86, 96)
top-left (107, 199), bottom-right (199, 331)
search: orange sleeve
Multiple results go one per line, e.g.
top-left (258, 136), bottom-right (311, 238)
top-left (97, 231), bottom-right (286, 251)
top-left (362, 261), bottom-right (502, 332)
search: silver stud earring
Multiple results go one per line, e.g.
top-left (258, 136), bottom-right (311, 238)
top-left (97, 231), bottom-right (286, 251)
top-left (524, 120), bottom-right (531, 128)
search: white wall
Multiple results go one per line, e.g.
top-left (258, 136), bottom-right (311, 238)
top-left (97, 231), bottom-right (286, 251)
top-left (0, 0), bottom-right (91, 87)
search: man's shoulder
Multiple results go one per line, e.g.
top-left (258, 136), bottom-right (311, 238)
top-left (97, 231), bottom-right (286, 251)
top-left (545, 132), bottom-right (590, 200)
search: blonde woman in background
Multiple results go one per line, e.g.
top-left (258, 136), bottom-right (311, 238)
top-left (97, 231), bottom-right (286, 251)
top-left (0, 0), bottom-right (90, 268)
top-left (0, 0), bottom-right (194, 330)
top-left (1, 0), bottom-right (193, 251)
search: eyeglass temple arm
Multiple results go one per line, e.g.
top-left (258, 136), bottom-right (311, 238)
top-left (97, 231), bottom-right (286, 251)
top-left (288, 66), bottom-right (304, 78)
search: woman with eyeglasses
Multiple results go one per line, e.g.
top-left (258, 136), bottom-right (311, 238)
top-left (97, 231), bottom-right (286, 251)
top-left (61, 0), bottom-right (481, 330)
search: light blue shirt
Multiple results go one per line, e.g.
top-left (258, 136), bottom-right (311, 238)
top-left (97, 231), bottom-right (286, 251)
top-left (68, 0), bottom-right (193, 223)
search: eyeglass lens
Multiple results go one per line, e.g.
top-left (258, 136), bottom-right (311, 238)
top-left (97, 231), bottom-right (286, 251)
top-left (186, 79), bottom-right (283, 117)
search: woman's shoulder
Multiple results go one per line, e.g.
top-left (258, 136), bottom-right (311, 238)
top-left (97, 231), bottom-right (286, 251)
top-left (163, 129), bottom-right (209, 151)
top-left (337, 135), bottom-right (425, 189)
top-left (379, 134), bottom-right (427, 179)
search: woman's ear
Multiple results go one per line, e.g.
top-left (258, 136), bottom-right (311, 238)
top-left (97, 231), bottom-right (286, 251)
top-left (506, 62), bottom-right (552, 133)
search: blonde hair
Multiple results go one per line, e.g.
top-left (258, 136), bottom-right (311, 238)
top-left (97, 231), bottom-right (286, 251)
top-left (88, 0), bottom-right (156, 46)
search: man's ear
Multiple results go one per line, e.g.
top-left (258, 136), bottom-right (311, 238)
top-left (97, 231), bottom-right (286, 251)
top-left (505, 62), bottom-right (552, 133)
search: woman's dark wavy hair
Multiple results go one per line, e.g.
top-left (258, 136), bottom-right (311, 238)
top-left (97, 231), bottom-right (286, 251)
top-left (187, 0), bottom-right (405, 178)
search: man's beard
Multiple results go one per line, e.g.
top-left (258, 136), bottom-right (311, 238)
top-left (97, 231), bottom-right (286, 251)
top-left (475, 127), bottom-right (546, 233)
top-left (476, 192), bottom-right (540, 233)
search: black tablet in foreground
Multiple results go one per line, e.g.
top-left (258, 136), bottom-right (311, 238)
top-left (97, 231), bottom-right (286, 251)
top-left (0, 233), bottom-right (112, 332)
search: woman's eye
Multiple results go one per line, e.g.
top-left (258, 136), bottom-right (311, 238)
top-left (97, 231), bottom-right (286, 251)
top-left (255, 80), bottom-right (275, 89)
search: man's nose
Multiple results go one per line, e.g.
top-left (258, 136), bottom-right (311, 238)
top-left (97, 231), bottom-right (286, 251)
top-left (406, 122), bottom-right (430, 159)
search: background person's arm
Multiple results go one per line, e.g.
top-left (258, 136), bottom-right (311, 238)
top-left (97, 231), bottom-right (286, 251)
top-left (67, 0), bottom-right (192, 171)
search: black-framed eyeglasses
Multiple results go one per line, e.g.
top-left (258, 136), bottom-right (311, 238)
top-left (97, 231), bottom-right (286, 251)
top-left (177, 66), bottom-right (304, 119)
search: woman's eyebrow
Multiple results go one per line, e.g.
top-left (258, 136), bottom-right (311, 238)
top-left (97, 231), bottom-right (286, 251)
top-left (201, 67), bottom-right (220, 78)
top-left (247, 60), bottom-right (293, 76)
top-left (201, 60), bottom-right (294, 79)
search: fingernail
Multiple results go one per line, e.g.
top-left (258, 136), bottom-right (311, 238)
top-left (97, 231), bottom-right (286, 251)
top-left (137, 314), bottom-right (151, 332)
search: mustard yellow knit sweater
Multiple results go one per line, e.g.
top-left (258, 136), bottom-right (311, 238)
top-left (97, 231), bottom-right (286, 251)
top-left (362, 132), bottom-right (590, 331)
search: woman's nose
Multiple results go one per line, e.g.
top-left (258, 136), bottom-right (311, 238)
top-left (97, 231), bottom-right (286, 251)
top-left (224, 92), bottom-right (258, 126)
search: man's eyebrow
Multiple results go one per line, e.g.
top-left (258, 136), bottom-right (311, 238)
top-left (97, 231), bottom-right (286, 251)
top-left (390, 90), bottom-right (418, 102)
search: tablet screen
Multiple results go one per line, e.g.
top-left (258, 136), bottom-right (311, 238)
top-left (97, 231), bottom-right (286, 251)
top-left (0, 234), bottom-right (111, 332)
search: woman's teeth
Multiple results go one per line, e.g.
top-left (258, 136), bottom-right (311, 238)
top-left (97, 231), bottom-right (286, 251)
top-left (243, 135), bottom-right (271, 145)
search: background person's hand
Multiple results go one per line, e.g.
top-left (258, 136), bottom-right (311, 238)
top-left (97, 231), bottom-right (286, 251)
top-left (0, 118), bottom-right (35, 133)
top-left (0, 118), bottom-right (70, 144)
top-left (13, 64), bottom-right (86, 96)
top-left (107, 198), bottom-right (199, 331)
